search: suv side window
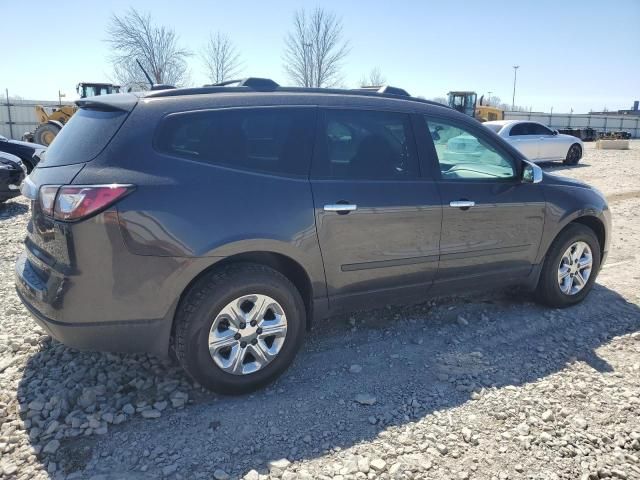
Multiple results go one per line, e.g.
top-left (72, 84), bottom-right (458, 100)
top-left (425, 117), bottom-right (516, 180)
top-left (156, 107), bottom-right (316, 176)
top-left (313, 109), bottom-right (419, 180)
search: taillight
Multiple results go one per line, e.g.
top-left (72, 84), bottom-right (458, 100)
top-left (38, 184), bottom-right (134, 222)
top-left (39, 185), bottom-right (60, 216)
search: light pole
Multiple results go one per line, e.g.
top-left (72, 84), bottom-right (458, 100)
top-left (511, 65), bottom-right (519, 110)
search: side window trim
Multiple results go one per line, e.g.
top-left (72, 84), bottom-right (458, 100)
top-left (422, 114), bottom-right (522, 183)
top-left (310, 107), bottom-right (421, 181)
top-left (411, 112), bottom-right (440, 180)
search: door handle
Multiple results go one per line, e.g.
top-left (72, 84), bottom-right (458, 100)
top-left (449, 200), bottom-right (475, 209)
top-left (324, 203), bottom-right (357, 214)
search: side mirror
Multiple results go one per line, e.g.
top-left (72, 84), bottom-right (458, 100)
top-left (522, 160), bottom-right (543, 184)
top-left (553, 129), bottom-right (559, 136)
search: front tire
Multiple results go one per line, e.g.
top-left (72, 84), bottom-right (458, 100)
top-left (536, 224), bottom-right (600, 308)
top-left (563, 144), bottom-right (582, 165)
top-left (175, 263), bottom-right (305, 394)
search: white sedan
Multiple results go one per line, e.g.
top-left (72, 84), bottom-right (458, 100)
top-left (484, 120), bottom-right (584, 165)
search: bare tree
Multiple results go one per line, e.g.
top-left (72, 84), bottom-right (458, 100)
top-left (431, 96), bottom-right (449, 105)
top-left (359, 67), bottom-right (386, 87)
top-left (201, 32), bottom-right (242, 84)
top-left (106, 8), bottom-right (191, 90)
top-left (482, 95), bottom-right (502, 106)
top-left (283, 7), bottom-right (350, 87)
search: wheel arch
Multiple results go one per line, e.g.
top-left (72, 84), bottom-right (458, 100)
top-left (571, 215), bottom-right (605, 259)
top-left (173, 251), bottom-right (315, 337)
top-left (549, 215), bottom-right (606, 261)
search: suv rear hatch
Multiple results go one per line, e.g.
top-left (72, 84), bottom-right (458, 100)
top-left (20, 94), bottom-right (137, 282)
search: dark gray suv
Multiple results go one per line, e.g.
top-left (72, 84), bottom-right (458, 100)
top-left (15, 78), bottom-right (610, 394)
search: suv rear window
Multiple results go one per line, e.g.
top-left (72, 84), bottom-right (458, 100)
top-left (156, 107), bottom-right (316, 176)
top-left (40, 108), bottom-right (129, 166)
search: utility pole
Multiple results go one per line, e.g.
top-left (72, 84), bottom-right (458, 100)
top-left (511, 65), bottom-right (519, 110)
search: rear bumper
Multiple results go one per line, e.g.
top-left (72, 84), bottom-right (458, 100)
top-left (15, 247), bottom-right (175, 357)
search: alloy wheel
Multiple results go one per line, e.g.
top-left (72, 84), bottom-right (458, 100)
top-left (208, 294), bottom-right (288, 375)
top-left (557, 241), bottom-right (593, 295)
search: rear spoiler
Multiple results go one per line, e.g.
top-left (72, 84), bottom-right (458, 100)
top-left (76, 93), bottom-right (138, 112)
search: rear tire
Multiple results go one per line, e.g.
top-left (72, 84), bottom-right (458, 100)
top-left (563, 144), bottom-right (582, 165)
top-left (174, 263), bottom-right (305, 394)
top-left (536, 224), bottom-right (600, 308)
top-left (33, 123), bottom-right (61, 146)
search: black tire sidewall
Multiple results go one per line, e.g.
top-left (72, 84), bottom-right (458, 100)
top-left (538, 225), bottom-right (600, 307)
top-left (564, 145), bottom-right (581, 165)
top-left (179, 266), bottom-right (305, 394)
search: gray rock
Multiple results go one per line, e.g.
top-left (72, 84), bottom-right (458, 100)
top-left (77, 389), bottom-right (97, 409)
top-left (243, 470), bottom-right (260, 480)
top-left (574, 417), bottom-right (588, 429)
top-left (213, 469), bottom-right (230, 480)
top-left (349, 364), bottom-right (363, 374)
top-left (28, 400), bottom-right (45, 411)
top-left (141, 409), bottom-right (161, 419)
top-left (268, 458), bottom-right (291, 470)
top-left (370, 458), bottom-right (387, 471)
top-left (2, 464), bottom-right (18, 475)
top-left (43, 439), bottom-right (60, 455)
top-left (162, 464), bottom-right (178, 476)
top-left (354, 394), bottom-right (377, 406)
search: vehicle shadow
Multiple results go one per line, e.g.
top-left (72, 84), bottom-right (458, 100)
top-left (0, 200), bottom-right (29, 219)
top-left (16, 283), bottom-right (640, 478)
top-left (538, 161), bottom-right (590, 172)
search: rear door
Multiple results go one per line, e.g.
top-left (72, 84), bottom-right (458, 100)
top-left (507, 122), bottom-right (540, 160)
top-left (310, 108), bottom-right (442, 312)
top-left (420, 115), bottom-right (545, 288)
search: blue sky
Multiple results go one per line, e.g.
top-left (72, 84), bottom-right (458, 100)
top-left (2, 0), bottom-right (639, 113)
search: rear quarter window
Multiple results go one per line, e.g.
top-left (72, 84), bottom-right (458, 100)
top-left (155, 107), bottom-right (316, 176)
top-left (40, 108), bottom-right (129, 166)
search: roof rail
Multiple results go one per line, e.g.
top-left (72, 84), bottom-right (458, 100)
top-left (144, 77), bottom-right (449, 109)
top-left (355, 85), bottom-right (411, 97)
top-left (203, 77), bottom-right (279, 90)
top-left (150, 84), bottom-right (176, 91)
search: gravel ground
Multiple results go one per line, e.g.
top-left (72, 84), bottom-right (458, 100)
top-left (1, 141), bottom-right (639, 480)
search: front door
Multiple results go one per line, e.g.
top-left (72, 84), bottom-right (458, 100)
top-left (530, 123), bottom-right (562, 160)
top-left (310, 108), bottom-right (442, 312)
top-left (421, 116), bottom-right (546, 288)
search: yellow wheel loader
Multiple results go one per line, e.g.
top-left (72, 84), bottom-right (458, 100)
top-left (23, 82), bottom-right (121, 146)
top-left (447, 91), bottom-right (504, 122)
